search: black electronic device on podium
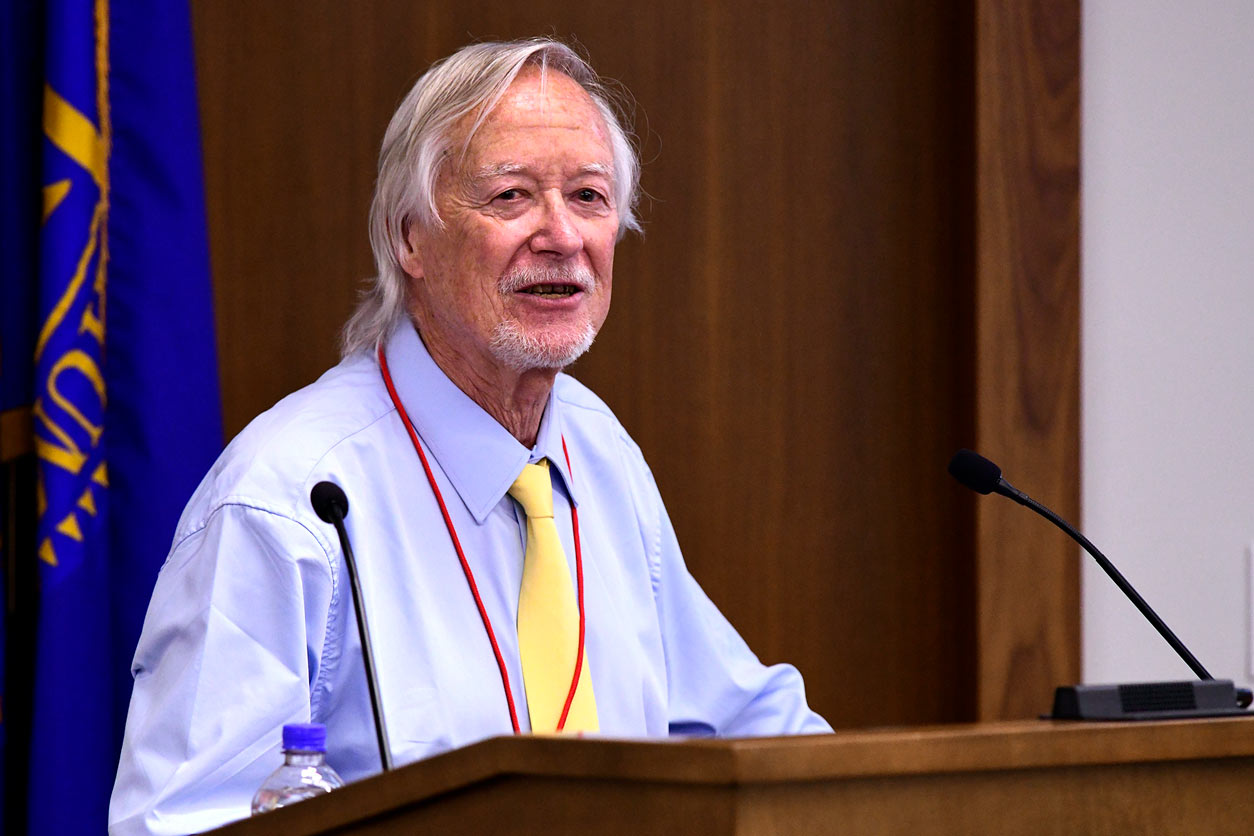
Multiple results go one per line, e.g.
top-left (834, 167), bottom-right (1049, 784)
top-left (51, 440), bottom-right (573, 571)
top-left (948, 449), bottom-right (1253, 720)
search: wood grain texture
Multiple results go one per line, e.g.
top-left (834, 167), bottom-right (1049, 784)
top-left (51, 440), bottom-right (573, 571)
top-left (973, 0), bottom-right (1082, 719)
top-left (209, 720), bottom-right (1254, 835)
top-left (191, 0), bottom-right (1077, 728)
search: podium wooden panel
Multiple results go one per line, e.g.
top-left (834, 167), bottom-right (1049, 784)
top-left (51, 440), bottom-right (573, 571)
top-left (211, 718), bottom-right (1254, 835)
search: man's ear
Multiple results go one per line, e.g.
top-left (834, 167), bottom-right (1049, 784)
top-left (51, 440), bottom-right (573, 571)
top-left (398, 219), bottom-right (423, 280)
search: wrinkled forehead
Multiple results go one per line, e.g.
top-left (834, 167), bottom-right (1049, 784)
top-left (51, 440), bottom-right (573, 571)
top-left (447, 67), bottom-right (614, 178)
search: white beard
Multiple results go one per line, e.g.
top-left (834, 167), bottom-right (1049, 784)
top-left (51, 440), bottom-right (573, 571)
top-left (490, 263), bottom-right (601, 371)
top-left (489, 319), bottom-right (597, 371)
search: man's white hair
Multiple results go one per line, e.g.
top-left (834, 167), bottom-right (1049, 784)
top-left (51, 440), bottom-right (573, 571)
top-left (341, 37), bottom-right (641, 357)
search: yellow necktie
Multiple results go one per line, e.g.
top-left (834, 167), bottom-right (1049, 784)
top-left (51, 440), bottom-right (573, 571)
top-left (510, 459), bottom-right (598, 733)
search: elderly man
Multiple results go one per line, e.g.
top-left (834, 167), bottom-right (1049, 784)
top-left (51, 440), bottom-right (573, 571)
top-left (109, 38), bottom-right (829, 835)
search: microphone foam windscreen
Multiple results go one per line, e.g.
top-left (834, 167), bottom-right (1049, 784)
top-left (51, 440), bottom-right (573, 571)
top-left (311, 481), bottom-right (350, 522)
top-left (948, 449), bottom-right (1002, 495)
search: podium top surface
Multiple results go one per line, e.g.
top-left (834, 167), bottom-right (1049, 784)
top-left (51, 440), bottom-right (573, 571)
top-left (211, 717), bottom-right (1254, 835)
top-left (396, 716), bottom-right (1254, 785)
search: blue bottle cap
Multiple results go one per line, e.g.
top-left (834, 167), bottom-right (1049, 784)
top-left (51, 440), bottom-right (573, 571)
top-left (282, 723), bottom-right (327, 752)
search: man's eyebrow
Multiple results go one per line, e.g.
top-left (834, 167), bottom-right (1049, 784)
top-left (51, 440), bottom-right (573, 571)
top-left (468, 163), bottom-right (527, 182)
top-left (467, 162), bottom-right (613, 183)
top-left (576, 163), bottom-right (612, 179)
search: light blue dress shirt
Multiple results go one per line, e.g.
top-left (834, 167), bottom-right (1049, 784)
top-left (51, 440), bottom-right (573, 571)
top-left (108, 324), bottom-right (830, 835)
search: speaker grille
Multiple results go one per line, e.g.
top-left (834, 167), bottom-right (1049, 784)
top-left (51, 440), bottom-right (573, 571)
top-left (1119, 681), bottom-right (1197, 713)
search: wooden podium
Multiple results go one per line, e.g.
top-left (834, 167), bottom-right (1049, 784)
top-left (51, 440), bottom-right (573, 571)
top-left (210, 718), bottom-right (1254, 835)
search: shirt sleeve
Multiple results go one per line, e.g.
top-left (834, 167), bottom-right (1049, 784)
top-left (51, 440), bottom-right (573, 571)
top-left (646, 475), bottom-right (833, 738)
top-left (108, 502), bottom-right (337, 836)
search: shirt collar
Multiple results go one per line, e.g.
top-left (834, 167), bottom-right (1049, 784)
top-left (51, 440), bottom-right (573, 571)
top-left (382, 324), bottom-right (578, 523)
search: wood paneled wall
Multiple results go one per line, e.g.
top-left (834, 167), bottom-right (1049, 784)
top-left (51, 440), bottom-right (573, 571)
top-left (191, 0), bottom-right (1079, 727)
top-left (974, 0), bottom-right (1081, 718)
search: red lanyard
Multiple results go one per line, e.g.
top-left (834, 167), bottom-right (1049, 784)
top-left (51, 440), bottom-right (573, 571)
top-left (377, 344), bottom-right (588, 733)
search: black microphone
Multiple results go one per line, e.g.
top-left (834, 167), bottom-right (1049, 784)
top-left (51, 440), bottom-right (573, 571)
top-left (948, 449), bottom-right (1253, 719)
top-left (311, 481), bottom-right (394, 770)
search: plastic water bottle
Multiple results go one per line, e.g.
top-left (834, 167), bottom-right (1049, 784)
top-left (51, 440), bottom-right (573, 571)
top-left (251, 723), bottom-right (344, 814)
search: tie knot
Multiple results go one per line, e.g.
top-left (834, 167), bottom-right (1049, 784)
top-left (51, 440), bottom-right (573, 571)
top-left (509, 460), bottom-right (554, 519)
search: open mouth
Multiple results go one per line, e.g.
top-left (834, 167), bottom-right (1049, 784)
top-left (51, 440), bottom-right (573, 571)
top-left (518, 283), bottom-right (580, 299)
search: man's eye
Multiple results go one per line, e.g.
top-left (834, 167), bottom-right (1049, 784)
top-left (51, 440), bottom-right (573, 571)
top-left (495, 188), bottom-right (522, 201)
top-left (576, 188), bottom-right (604, 203)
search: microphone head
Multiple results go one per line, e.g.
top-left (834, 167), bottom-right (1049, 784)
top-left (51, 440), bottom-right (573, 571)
top-left (311, 481), bottom-right (349, 523)
top-left (948, 449), bottom-right (1003, 495)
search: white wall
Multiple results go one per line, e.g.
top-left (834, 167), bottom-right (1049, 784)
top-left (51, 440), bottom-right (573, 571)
top-left (1083, 1), bottom-right (1254, 687)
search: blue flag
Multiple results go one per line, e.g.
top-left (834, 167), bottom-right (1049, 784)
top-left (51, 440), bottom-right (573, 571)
top-left (29, 1), bottom-right (222, 832)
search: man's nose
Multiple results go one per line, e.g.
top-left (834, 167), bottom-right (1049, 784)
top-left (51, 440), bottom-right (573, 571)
top-left (529, 192), bottom-right (583, 257)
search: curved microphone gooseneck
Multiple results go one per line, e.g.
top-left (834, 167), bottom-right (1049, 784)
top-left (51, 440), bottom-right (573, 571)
top-left (949, 449), bottom-right (1253, 714)
top-left (311, 481), bottom-right (394, 771)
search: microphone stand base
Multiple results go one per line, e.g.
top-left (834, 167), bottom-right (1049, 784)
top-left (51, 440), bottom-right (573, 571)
top-left (1050, 679), bottom-right (1252, 721)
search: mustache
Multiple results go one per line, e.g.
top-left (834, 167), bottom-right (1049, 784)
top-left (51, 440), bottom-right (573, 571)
top-left (498, 264), bottom-right (597, 294)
